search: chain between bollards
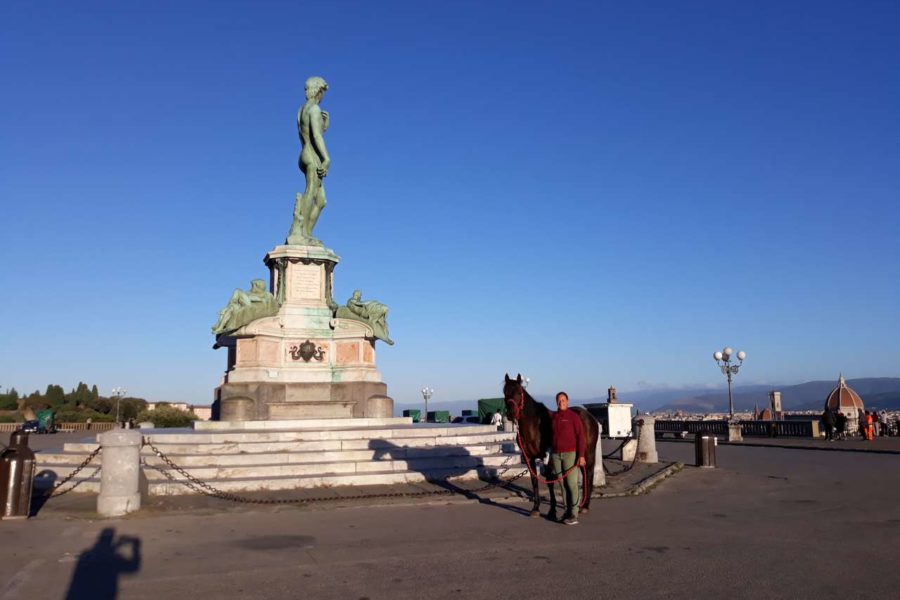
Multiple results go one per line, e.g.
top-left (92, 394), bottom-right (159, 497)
top-left (46, 445), bottom-right (102, 497)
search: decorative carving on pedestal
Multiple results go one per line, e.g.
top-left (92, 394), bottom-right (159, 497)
top-left (289, 341), bottom-right (326, 363)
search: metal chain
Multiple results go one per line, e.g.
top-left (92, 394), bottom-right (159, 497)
top-left (604, 423), bottom-right (642, 476)
top-left (463, 454), bottom-right (529, 493)
top-left (46, 445), bottom-right (102, 497)
top-left (603, 434), bottom-right (634, 459)
top-left (142, 437), bottom-right (524, 505)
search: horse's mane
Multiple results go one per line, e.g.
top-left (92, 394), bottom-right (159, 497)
top-left (521, 388), bottom-right (551, 419)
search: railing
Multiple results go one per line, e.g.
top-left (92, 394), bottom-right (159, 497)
top-left (0, 422), bottom-right (118, 433)
top-left (57, 422), bottom-right (117, 432)
top-left (655, 419), bottom-right (820, 438)
top-left (655, 420), bottom-right (729, 436)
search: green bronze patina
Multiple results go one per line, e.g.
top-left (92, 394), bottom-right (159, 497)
top-left (212, 279), bottom-right (280, 335)
top-left (335, 290), bottom-right (394, 345)
top-left (286, 76), bottom-right (331, 246)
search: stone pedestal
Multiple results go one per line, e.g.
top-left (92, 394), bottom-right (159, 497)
top-left (97, 429), bottom-right (142, 517)
top-left (621, 439), bottom-right (638, 463)
top-left (592, 436), bottom-right (606, 487)
top-left (215, 244), bottom-right (393, 420)
top-left (634, 414), bottom-right (659, 463)
top-left (728, 422), bottom-right (743, 442)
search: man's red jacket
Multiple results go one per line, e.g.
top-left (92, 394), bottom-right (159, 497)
top-left (551, 409), bottom-right (585, 458)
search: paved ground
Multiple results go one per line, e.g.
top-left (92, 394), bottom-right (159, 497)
top-left (2, 437), bottom-right (899, 599)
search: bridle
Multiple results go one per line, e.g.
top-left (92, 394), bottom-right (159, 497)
top-left (507, 387), bottom-right (526, 421)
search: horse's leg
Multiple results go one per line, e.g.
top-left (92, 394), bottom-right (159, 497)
top-left (581, 457), bottom-right (593, 514)
top-left (529, 458), bottom-right (541, 517)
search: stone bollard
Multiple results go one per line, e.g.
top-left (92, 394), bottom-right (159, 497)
top-left (621, 439), bottom-right (638, 463)
top-left (593, 435), bottom-right (606, 487)
top-left (97, 429), bottom-right (143, 517)
top-left (634, 414), bottom-right (659, 464)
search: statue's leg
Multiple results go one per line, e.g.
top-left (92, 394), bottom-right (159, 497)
top-left (299, 169), bottom-right (320, 238)
top-left (306, 183), bottom-right (327, 236)
top-left (212, 307), bottom-right (232, 332)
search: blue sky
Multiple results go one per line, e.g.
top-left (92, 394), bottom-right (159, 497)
top-left (2, 1), bottom-right (899, 405)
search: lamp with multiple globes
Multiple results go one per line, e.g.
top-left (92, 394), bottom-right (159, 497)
top-left (712, 347), bottom-right (746, 421)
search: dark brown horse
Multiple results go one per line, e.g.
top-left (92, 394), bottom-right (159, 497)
top-left (503, 373), bottom-right (600, 519)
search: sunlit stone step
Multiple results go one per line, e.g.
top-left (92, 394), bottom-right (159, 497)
top-left (193, 417), bottom-right (413, 430)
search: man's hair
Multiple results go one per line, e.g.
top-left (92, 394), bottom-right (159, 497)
top-left (556, 392), bottom-right (569, 402)
top-left (305, 76), bottom-right (329, 100)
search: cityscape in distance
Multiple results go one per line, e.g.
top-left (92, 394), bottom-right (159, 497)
top-left (396, 377), bottom-right (900, 417)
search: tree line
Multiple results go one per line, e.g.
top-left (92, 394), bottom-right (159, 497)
top-left (0, 382), bottom-right (148, 423)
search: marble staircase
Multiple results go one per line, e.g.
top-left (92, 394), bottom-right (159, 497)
top-left (35, 420), bottom-right (524, 496)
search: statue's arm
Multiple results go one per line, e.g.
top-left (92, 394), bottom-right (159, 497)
top-left (310, 107), bottom-right (330, 174)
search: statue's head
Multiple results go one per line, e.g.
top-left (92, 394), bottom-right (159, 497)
top-left (352, 289), bottom-right (362, 299)
top-left (250, 279), bottom-right (267, 292)
top-left (305, 76), bottom-right (329, 101)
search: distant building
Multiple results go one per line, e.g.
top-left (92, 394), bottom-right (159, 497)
top-left (191, 405), bottom-right (212, 420)
top-left (825, 375), bottom-right (864, 434)
top-left (768, 390), bottom-right (783, 421)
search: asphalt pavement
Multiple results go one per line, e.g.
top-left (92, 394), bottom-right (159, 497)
top-left (1, 437), bottom-right (898, 599)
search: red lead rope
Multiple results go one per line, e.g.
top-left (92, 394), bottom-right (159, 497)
top-left (511, 390), bottom-right (588, 508)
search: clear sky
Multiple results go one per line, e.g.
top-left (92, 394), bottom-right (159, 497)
top-left (2, 1), bottom-right (898, 406)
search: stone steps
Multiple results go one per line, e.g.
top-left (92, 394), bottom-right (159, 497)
top-left (41, 452), bottom-right (518, 481)
top-left (62, 424), bottom-right (504, 445)
top-left (35, 463), bottom-right (525, 496)
top-left (193, 416), bottom-right (413, 430)
top-left (34, 423), bottom-right (524, 496)
top-left (61, 430), bottom-right (512, 455)
top-left (40, 442), bottom-right (514, 466)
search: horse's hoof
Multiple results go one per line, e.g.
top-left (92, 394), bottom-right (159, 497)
top-left (529, 510), bottom-right (540, 518)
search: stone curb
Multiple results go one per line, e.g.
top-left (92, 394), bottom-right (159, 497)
top-left (592, 462), bottom-right (684, 499)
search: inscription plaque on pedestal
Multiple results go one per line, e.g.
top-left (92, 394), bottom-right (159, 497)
top-left (291, 264), bottom-right (321, 300)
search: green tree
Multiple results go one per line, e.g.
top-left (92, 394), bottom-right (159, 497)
top-left (0, 388), bottom-right (19, 411)
top-left (89, 397), bottom-right (113, 414)
top-left (119, 398), bottom-right (147, 421)
top-left (91, 384), bottom-right (99, 401)
top-left (45, 384), bottom-right (65, 406)
top-left (136, 405), bottom-right (196, 428)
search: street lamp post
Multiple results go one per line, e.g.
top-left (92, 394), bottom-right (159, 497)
top-left (713, 347), bottom-right (746, 421)
top-left (421, 387), bottom-right (433, 424)
top-left (111, 387), bottom-right (127, 427)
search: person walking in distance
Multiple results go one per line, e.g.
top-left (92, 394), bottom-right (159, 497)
top-left (551, 392), bottom-right (586, 525)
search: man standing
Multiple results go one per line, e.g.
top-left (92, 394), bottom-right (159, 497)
top-left (287, 76), bottom-right (331, 245)
top-left (822, 408), bottom-right (835, 441)
top-left (551, 392), bottom-right (586, 525)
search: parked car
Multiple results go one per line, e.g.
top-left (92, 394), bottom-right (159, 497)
top-left (20, 420), bottom-right (41, 433)
top-left (451, 415), bottom-right (482, 424)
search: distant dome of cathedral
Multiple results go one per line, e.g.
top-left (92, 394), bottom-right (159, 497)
top-left (825, 375), bottom-right (864, 412)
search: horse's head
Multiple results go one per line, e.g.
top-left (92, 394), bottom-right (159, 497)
top-left (503, 373), bottom-right (526, 422)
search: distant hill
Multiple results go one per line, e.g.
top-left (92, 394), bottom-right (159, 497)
top-left (651, 378), bottom-right (900, 413)
top-left (392, 378), bottom-right (900, 418)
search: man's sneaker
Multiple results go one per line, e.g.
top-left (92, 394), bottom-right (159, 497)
top-left (563, 516), bottom-right (579, 525)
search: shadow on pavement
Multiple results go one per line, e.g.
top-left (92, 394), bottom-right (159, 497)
top-left (369, 438), bottom-right (532, 517)
top-left (65, 527), bottom-right (141, 600)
